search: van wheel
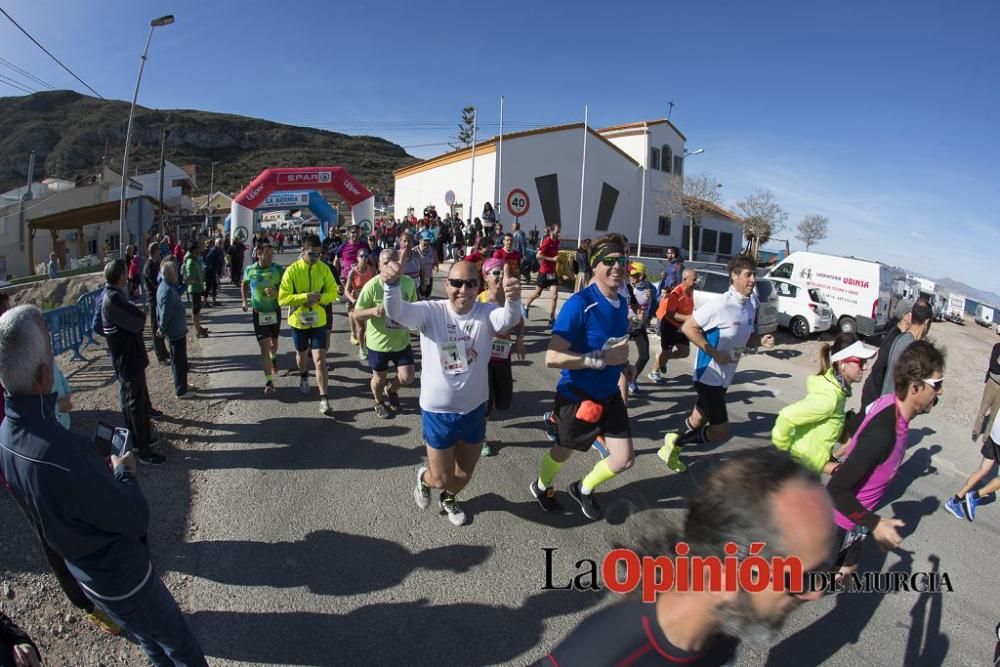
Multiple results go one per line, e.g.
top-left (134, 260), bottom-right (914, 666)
top-left (838, 317), bottom-right (857, 334)
top-left (790, 316), bottom-right (810, 339)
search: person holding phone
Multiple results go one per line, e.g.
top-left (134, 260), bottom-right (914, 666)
top-left (532, 234), bottom-right (635, 521)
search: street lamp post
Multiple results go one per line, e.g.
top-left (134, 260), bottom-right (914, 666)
top-left (117, 14), bottom-right (175, 261)
top-left (680, 148), bottom-right (704, 261)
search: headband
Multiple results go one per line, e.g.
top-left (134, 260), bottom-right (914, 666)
top-left (590, 241), bottom-right (627, 268)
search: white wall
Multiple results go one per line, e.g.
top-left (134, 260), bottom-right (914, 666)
top-left (394, 150), bottom-right (497, 223)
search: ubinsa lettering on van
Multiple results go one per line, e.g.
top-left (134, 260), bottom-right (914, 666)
top-left (842, 277), bottom-right (870, 289)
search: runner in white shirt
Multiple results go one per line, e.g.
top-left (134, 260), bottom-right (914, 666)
top-left (658, 254), bottom-right (775, 473)
top-left (382, 255), bottom-right (522, 526)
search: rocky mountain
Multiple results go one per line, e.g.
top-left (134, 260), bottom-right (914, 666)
top-left (934, 277), bottom-right (1000, 308)
top-left (0, 90), bottom-right (417, 200)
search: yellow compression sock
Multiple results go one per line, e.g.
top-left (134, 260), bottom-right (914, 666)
top-left (538, 452), bottom-right (565, 488)
top-left (581, 459), bottom-right (616, 494)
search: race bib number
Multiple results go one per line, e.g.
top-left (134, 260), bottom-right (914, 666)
top-left (299, 309), bottom-right (318, 326)
top-left (490, 337), bottom-right (513, 360)
top-left (440, 340), bottom-right (470, 375)
top-left (258, 311), bottom-right (278, 325)
top-left (385, 317), bottom-right (408, 330)
top-left (730, 346), bottom-right (745, 362)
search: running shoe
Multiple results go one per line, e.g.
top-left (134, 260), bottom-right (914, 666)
top-left (138, 451), bottom-right (167, 466)
top-left (85, 609), bottom-right (122, 635)
top-left (299, 375), bottom-right (310, 395)
top-left (658, 433), bottom-right (688, 473)
top-left (647, 370), bottom-right (662, 383)
top-left (387, 391), bottom-right (401, 410)
top-left (965, 491), bottom-right (979, 521)
top-left (440, 493), bottom-right (467, 526)
top-left (521, 304), bottom-right (529, 320)
top-left (319, 397), bottom-right (332, 416)
top-left (481, 442), bottom-right (496, 457)
top-left (148, 407), bottom-right (164, 419)
top-left (358, 346), bottom-right (367, 360)
top-left (628, 381), bottom-right (639, 394)
top-left (542, 411), bottom-right (558, 442)
top-left (530, 479), bottom-right (565, 513)
top-left (264, 381), bottom-right (275, 395)
top-left (374, 402), bottom-right (390, 419)
top-left (568, 481), bottom-right (602, 520)
top-left (414, 466), bottom-right (431, 509)
top-left (591, 435), bottom-right (609, 459)
top-left (350, 336), bottom-right (359, 346)
top-left (944, 497), bottom-right (965, 520)
top-left (972, 431), bottom-right (980, 442)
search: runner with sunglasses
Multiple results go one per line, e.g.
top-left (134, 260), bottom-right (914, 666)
top-left (658, 255), bottom-right (775, 473)
top-left (827, 340), bottom-right (944, 581)
top-left (278, 234), bottom-right (339, 416)
top-left (241, 240), bottom-right (285, 394)
top-left (345, 249), bottom-right (377, 358)
top-left (381, 258), bottom-right (522, 526)
top-left (477, 258), bottom-right (527, 456)
top-left (532, 234), bottom-right (635, 520)
top-left (772, 333), bottom-right (877, 474)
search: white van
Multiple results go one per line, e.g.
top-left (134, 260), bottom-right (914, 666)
top-left (976, 304), bottom-right (995, 326)
top-left (766, 251), bottom-right (895, 336)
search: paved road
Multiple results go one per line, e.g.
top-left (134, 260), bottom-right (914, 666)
top-left (181, 252), bottom-right (999, 666)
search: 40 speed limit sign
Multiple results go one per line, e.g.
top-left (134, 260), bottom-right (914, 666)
top-left (506, 188), bottom-right (530, 218)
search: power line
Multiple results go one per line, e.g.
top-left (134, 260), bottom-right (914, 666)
top-left (0, 56), bottom-right (56, 90)
top-left (0, 6), bottom-right (108, 101)
top-left (0, 72), bottom-right (35, 94)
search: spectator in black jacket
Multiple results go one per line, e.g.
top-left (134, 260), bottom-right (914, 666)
top-left (0, 305), bottom-right (206, 666)
top-left (203, 238), bottom-right (224, 307)
top-left (101, 260), bottom-right (165, 466)
top-left (973, 337), bottom-right (1000, 441)
top-left (143, 242), bottom-right (170, 365)
top-left (0, 611), bottom-right (39, 667)
top-left (859, 298), bottom-right (930, 413)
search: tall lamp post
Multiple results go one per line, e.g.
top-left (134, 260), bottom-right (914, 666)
top-left (679, 148), bottom-right (704, 261)
top-left (118, 14), bottom-right (175, 260)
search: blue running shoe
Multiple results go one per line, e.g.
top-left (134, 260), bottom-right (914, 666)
top-left (591, 435), bottom-right (609, 459)
top-left (628, 381), bottom-right (639, 394)
top-left (965, 492), bottom-right (978, 521)
top-left (542, 411), bottom-right (558, 442)
top-left (944, 497), bottom-right (965, 520)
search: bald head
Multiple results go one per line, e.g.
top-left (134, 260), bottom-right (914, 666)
top-left (449, 260), bottom-right (478, 280)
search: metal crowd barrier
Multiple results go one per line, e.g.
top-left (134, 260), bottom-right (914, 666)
top-left (76, 288), bottom-right (103, 347)
top-left (42, 305), bottom-right (88, 361)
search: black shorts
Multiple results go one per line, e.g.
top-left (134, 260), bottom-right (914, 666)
top-left (537, 272), bottom-right (558, 289)
top-left (659, 322), bottom-right (689, 349)
top-left (486, 362), bottom-right (513, 416)
top-left (191, 292), bottom-right (203, 315)
top-left (252, 311), bottom-right (281, 341)
top-left (694, 382), bottom-right (729, 426)
top-left (368, 347), bottom-right (415, 372)
top-left (982, 437), bottom-right (1000, 461)
top-left (552, 390), bottom-right (631, 452)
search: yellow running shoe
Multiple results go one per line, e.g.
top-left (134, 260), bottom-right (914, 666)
top-left (658, 433), bottom-right (687, 473)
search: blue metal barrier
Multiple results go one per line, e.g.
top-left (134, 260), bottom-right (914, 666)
top-left (43, 305), bottom-right (87, 361)
top-left (76, 288), bottom-right (103, 347)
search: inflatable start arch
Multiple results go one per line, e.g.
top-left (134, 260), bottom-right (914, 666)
top-left (229, 166), bottom-right (374, 243)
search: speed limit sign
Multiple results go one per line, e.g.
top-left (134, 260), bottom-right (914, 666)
top-left (506, 188), bottom-right (530, 217)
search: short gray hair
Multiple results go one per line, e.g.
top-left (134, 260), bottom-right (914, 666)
top-left (0, 305), bottom-right (51, 395)
top-left (161, 261), bottom-right (178, 283)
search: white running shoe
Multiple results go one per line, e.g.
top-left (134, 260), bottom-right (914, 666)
top-left (414, 466), bottom-right (431, 509)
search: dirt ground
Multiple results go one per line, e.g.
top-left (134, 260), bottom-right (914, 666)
top-left (769, 315), bottom-right (999, 436)
top-left (0, 331), bottom-right (216, 665)
top-left (2, 273), bottom-right (107, 310)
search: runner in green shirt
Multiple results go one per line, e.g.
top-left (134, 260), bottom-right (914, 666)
top-left (241, 241), bottom-right (285, 394)
top-left (354, 248), bottom-right (418, 418)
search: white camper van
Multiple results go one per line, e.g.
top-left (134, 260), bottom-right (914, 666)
top-left (766, 251), bottom-right (894, 336)
top-left (976, 304), bottom-right (995, 327)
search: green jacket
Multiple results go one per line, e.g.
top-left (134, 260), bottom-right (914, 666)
top-left (771, 369), bottom-right (846, 474)
top-left (277, 258), bottom-right (338, 329)
top-left (183, 253), bottom-right (204, 294)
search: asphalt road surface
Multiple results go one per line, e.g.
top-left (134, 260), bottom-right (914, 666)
top-left (181, 251), bottom-right (999, 666)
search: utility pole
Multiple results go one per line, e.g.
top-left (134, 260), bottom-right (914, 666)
top-left (18, 150), bottom-right (35, 253)
top-left (206, 161), bottom-right (216, 232)
top-left (157, 126), bottom-right (169, 235)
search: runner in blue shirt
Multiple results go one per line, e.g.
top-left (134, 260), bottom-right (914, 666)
top-left (531, 233), bottom-right (635, 520)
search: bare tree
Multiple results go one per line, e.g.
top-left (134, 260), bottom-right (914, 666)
top-left (796, 214), bottom-right (829, 251)
top-left (656, 172), bottom-right (724, 258)
top-left (449, 106), bottom-right (478, 150)
top-left (735, 189), bottom-right (788, 258)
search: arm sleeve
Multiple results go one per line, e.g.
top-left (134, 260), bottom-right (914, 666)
top-left (277, 269), bottom-right (309, 307)
top-left (772, 391), bottom-right (837, 450)
top-left (489, 294), bottom-right (522, 333)
top-left (827, 410), bottom-right (896, 530)
top-left (383, 280), bottom-right (428, 329)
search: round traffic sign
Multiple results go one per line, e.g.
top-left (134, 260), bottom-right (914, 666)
top-left (444, 190), bottom-right (456, 207)
top-left (506, 188), bottom-right (530, 217)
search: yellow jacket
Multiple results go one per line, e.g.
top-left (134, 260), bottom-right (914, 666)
top-left (278, 258), bottom-right (339, 329)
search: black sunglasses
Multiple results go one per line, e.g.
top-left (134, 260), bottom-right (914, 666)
top-left (598, 256), bottom-right (629, 267)
top-left (306, 251), bottom-right (322, 258)
top-left (447, 278), bottom-right (479, 289)
top-left (488, 270), bottom-right (503, 278)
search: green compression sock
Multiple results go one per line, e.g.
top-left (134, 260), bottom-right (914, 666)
top-left (538, 452), bottom-right (565, 489)
top-left (581, 459), bottom-right (616, 494)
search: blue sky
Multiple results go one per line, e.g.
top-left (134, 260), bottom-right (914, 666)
top-left (2, 0), bottom-right (998, 293)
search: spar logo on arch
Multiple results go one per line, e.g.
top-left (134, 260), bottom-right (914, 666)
top-left (277, 171), bottom-right (333, 185)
